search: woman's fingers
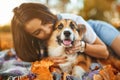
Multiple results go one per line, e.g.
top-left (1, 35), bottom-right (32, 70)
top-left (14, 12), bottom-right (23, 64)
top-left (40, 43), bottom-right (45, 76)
top-left (52, 56), bottom-right (67, 60)
top-left (73, 40), bottom-right (80, 46)
top-left (50, 56), bottom-right (67, 64)
top-left (65, 45), bottom-right (81, 54)
top-left (53, 59), bottom-right (67, 64)
top-left (65, 49), bottom-right (74, 54)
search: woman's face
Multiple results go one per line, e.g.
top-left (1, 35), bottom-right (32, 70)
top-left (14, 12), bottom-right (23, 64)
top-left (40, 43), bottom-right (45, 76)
top-left (25, 18), bottom-right (53, 40)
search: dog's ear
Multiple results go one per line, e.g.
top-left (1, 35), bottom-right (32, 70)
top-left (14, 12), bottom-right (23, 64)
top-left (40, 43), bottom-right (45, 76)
top-left (77, 24), bottom-right (86, 35)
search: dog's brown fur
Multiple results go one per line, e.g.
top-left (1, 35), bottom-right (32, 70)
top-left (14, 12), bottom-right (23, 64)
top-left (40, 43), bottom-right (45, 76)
top-left (47, 19), bottom-right (91, 79)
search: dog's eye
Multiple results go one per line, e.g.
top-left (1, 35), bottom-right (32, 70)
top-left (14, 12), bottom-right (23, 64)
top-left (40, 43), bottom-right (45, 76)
top-left (70, 22), bottom-right (75, 29)
top-left (57, 23), bottom-right (63, 29)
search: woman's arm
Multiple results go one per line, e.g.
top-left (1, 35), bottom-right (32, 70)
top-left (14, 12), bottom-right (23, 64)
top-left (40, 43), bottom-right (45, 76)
top-left (65, 37), bottom-right (109, 59)
top-left (85, 37), bottom-right (109, 59)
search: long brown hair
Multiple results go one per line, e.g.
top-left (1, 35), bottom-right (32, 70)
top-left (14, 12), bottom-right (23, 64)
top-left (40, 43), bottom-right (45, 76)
top-left (11, 3), bottom-right (57, 62)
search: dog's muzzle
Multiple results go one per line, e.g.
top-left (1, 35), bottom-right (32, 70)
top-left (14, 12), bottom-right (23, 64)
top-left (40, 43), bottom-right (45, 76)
top-left (62, 31), bottom-right (72, 46)
top-left (57, 28), bottom-right (75, 47)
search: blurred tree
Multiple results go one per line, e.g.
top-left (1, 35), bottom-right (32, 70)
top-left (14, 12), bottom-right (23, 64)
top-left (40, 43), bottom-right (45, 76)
top-left (79, 0), bottom-right (116, 21)
top-left (52, 0), bottom-right (70, 12)
top-left (80, 0), bottom-right (95, 20)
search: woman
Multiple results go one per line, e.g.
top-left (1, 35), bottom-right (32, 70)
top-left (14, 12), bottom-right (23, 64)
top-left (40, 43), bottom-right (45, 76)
top-left (11, 3), bottom-right (120, 62)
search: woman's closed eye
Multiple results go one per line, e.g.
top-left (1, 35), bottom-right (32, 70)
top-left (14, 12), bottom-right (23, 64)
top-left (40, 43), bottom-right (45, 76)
top-left (32, 29), bottom-right (41, 35)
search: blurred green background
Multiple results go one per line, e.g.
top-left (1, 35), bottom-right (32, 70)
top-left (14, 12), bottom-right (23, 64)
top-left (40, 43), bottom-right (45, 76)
top-left (0, 0), bottom-right (120, 50)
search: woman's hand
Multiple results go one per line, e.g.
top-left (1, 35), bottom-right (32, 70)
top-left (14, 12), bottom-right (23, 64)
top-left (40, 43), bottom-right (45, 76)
top-left (49, 56), bottom-right (67, 64)
top-left (65, 40), bottom-right (86, 54)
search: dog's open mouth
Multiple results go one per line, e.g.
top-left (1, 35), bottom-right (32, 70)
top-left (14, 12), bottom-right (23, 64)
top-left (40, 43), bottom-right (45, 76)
top-left (63, 39), bottom-right (72, 47)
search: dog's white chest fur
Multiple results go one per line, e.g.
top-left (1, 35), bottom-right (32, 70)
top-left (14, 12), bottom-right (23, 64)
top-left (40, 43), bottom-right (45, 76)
top-left (59, 54), bottom-right (77, 73)
top-left (48, 46), bottom-right (65, 57)
top-left (48, 46), bottom-right (77, 73)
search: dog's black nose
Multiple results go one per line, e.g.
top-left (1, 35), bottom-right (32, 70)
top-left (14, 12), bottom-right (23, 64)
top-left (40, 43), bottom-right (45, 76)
top-left (64, 31), bottom-right (71, 37)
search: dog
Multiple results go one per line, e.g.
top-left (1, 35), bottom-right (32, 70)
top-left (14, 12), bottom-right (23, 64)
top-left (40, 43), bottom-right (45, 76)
top-left (30, 19), bottom-right (120, 80)
top-left (47, 19), bottom-right (91, 79)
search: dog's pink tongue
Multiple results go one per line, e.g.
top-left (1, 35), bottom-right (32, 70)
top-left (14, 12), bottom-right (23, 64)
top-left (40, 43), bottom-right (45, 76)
top-left (63, 40), bottom-right (71, 46)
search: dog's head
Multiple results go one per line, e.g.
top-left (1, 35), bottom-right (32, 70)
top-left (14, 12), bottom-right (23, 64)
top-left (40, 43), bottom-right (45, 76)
top-left (48, 19), bottom-right (86, 47)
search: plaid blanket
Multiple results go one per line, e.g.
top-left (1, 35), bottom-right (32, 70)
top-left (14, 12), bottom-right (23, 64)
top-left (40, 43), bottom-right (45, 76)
top-left (0, 48), bottom-right (31, 79)
top-left (0, 49), bottom-right (100, 80)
